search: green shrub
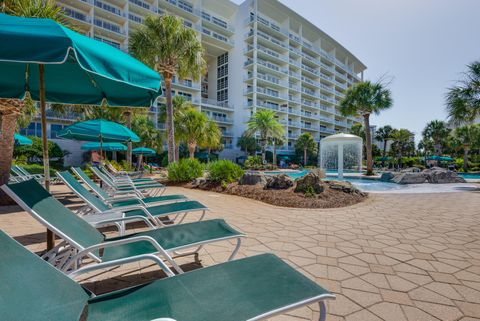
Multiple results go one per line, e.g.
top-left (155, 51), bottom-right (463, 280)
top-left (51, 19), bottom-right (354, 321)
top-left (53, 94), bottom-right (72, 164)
top-left (207, 160), bottom-right (244, 184)
top-left (244, 156), bottom-right (263, 169)
top-left (167, 158), bottom-right (204, 183)
top-left (13, 136), bottom-right (64, 159)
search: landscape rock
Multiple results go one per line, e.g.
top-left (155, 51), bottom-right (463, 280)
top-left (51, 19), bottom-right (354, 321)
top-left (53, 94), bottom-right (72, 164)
top-left (191, 177), bottom-right (208, 188)
top-left (391, 172), bottom-right (428, 184)
top-left (238, 172), bottom-right (268, 186)
top-left (265, 174), bottom-right (294, 189)
top-left (294, 172), bottom-right (324, 194)
top-left (402, 167), bottom-right (422, 173)
top-left (424, 169), bottom-right (466, 183)
top-left (380, 172), bottom-right (395, 181)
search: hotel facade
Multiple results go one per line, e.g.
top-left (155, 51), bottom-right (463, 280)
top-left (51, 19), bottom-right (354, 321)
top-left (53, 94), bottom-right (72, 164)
top-left (24, 0), bottom-right (366, 161)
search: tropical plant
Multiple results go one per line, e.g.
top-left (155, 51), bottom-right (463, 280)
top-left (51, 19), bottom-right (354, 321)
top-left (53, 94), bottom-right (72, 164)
top-left (245, 110), bottom-right (284, 163)
top-left (349, 123), bottom-right (365, 139)
top-left (167, 158), bottom-right (204, 183)
top-left (374, 125), bottom-right (394, 159)
top-left (339, 81), bottom-right (393, 175)
top-left (244, 155), bottom-right (263, 169)
top-left (449, 124), bottom-right (480, 172)
top-left (0, 0), bottom-right (71, 204)
top-left (269, 135), bottom-right (286, 166)
top-left (199, 120), bottom-right (223, 161)
top-left (422, 120), bottom-right (450, 154)
top-left (446, 62), bottom-right (480, 125)
top-left (294, 133), bottom-right (317, 166)
top-left (236, 133), bottom-right (257, 156)
top-left (390, 129), bottom-right (414, 168)
top-left (130, 15), bottom-right (206, 164)
top-left (207, 160), bottom-right (244, 184)
top-left (175, 107), bottom-right (209, 158)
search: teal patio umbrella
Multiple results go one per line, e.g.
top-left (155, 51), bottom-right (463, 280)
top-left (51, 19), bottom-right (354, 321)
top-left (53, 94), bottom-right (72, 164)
top-left (58, 119), bottom-right (140, 159)
top-left (0, 13), bottom-right (161, 189)
top-left (132, 147), bottom-right (156, 170)
top-left (81, 142), bottom-right (127, 152)
top-left (14, 133), bottom-right (32, 146)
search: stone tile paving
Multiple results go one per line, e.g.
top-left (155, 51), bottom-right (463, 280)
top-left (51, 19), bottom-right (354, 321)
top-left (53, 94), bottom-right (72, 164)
top-left (1, 185), bottom-right (480, 321)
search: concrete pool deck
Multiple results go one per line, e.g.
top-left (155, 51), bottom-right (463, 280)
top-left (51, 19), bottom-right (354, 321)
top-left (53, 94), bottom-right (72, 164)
top-left (1, 184), bottom-right (480, 320)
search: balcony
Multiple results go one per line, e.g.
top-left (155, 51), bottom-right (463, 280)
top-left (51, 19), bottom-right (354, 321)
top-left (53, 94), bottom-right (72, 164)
top-left (222, 131), bottom-right (234, 137)
top-left (335, 120), bottom-right (349, 127)
top-left (288, 95), bottom-right (301, 103)
top-left (289, 70), bottom-right (301, 79)
top-left (171, 78), bottom-right (200, 90)
top-left (44, 109), bottom-right (83, 121)
top-left (288, 133), bottom-right (299, 139)
top-left (257, 58), bottom-right (288, 75)
top-left (301, 87), bottom-right (317, 98)
top-left (129, 0), bottom-right (156, 14)
top-left (257, 73), bottom-right (287, 87)
top-left (288, 121), bottom-right (301, 128)
top-left (320, 83), bottom-right (334, 94)
top-left (320, 127), bottom-right (336, 134)
top-left (289, 33), bottom-right (301, 44)
top-left (247, 13), bottom-right (289, 37)
top-left (320, 73), bottom-right (334, 83)
top-left (94, 18), bottom-right (125, 37)
top-left (256, 30), bottom-right (287, 50)
top-left (94, 0), bottom-right (124, 17)
top-left (162, 0), bottom-right (198, 20)
top-left (256, 87), bottom-right (288, 100)
top-left (288, 109), bottom-right (301, 116)
top-left (201, 10), bottom-right (234, 34)
top-left (256, 44), bottom-right (288, 63)
top-left (94, 36), bottom-right (122, 50)
top-left (201, 98), bottom-right (233, 110)
top-left (208, 115), bottom-right (233, 124)
top-left (128, 13), bottom-right (143, 25)
top-left (301, 64), bottom-right (319, 77)
top-left (288, 83), bottom-right (300, 92)
top-left (320, 94), bottom-right (335, 104)
top-left (63, 7), bottom-right (91, 25)
top-left (197, 26), bottom-right (234, 47)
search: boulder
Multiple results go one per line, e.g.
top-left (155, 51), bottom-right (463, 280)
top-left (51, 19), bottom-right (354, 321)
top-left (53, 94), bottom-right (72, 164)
top-left (402, 167), bottom-right (422, 173)
top-left (238, 172), bottom-right (268, 186)
top-left (328, 181), bottom-right (361, 194)
top-left (294, 172), bottom-right (324, 194)
top-left (265, 174), bottom-right (294, 189)
top-left (310, 168), bottom-right (326, 179)
top-left (191, 177), bottom-right (207, 188)
top-left (380, 172), bottom-right (395, 181)
top-left (391, 172), bottom-right (428, 184)
top-left (424, 169), bottom-right (466, 183)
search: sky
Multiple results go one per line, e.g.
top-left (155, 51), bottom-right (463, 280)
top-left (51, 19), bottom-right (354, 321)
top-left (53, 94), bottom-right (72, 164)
top-left (231, 0), bottom-right (480, 142)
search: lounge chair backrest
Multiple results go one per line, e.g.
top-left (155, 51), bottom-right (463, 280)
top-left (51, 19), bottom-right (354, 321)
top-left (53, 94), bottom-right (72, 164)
top-left (16, 165), bottom-right (31, 176)
top-left (57, 171), bottom-right (110, 212)
top-left (107, 163), bottom-right (119, 173)
top-left (11, 165), bottom-right (24, 177)
top-left (91, 167), bottom-right (115, 187)
top-left (0, 230), bottom-right (89, 321)
top-left (3, 180), bottom-right (104, 249)
top-left (72, 167), bottom-right (109, 200)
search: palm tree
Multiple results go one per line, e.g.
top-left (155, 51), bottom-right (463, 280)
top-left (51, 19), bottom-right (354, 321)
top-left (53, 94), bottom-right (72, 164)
top-left (374, 125), bottom-right (394, 166)
top-left (245, 110), bottom-right (284, 163)
top-left (269, 135), bottom-right (286, 166)
top-left (175, 107), bottom-right (209, 158)
top-left (339, 81), bottom-right (393, 175)
top-left (390, 129), bottom-right (414, 168)
top-left (129, 15), bottom-right (206, 164)
top-left (236, 133), bottom-right (257, 156)
top-left (295, 133), bottom-right (317, 166)
top-left (446, 62), bottom-right (480, 125)
top-left (0, 0), bottom-right (71, 205)
top-left (200, 121), bottom-right (222, 162)
top-left (450, 125), bottom-right (479, 172)
top-left (422, 120), bottom-right (450, 154)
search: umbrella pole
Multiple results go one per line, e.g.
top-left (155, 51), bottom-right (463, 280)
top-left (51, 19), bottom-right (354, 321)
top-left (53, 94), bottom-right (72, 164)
top-left (39, 64), bottom-right (54, 250)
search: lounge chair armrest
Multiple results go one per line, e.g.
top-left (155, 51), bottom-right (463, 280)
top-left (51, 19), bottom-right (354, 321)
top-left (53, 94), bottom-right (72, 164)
top-left (103, 205), bottom-right (158, 224)
top-left (68, 253), bottom-right (175, 280)
top-left (94, 215), bottom-right (156, 229)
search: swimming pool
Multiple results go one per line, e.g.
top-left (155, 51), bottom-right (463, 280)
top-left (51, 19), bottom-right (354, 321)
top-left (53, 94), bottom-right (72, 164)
top-left (458, 173), bottom-right (480, 180)
top-left (264, 170), bottom-right (478, 193)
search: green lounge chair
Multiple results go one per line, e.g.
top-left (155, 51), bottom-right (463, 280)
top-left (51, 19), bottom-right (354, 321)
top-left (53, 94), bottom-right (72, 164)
top-left (100, 164), bottom-right (153, 184)
top-left (71, 167), bottom-right (187, 207)
top-left (57, 171), bottom-right (206, 231)
top-left (91, 166), bottom-right (165, 197)
top-left (12, 164), bottom-right (60, 184)
top-left (1, 179), bottom-right (244, 275)
top-left (0, 229), bottom-right (334, 321)
top-left (106, 162), bottom-right (143, 178)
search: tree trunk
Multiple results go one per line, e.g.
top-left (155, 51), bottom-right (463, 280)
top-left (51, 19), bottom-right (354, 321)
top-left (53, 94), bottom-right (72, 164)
top-left (304, 148), bottom-right (307, 166)
top-left (273, 141), bottom-right (277, 166)
top-left (165, 76), bottom-right (176, 164)
top-left (464, 147), bottom-right (469, 172)
top-left (137, 154), bottom-right (143, 171)
top-left (260, 140), bottom-right (266, 163)
top-left (363, 114), bottom-right (373, 175)
top-left (0, 111), bottom-right (18, 205)
top-left (188, 142), bottom-right (196, 159)
top-left (382, 140), bottom-right (387, 167)
top-left (124, 110), bottom-right (132, 170)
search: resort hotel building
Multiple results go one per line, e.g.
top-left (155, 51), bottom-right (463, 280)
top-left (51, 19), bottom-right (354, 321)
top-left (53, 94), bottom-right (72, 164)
top-left (22, 0), bottom-right (366, 162)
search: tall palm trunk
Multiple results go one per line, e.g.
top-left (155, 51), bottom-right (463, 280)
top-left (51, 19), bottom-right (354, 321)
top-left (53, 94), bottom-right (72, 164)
top-left (137, 154), bottom-right (143, 171)
top-left (188, 142), bottom-right (196, 159)
top-left (260, 139), bottom-right (266, 163)
top-left (463, 147), bottom-right (469, 172)
top-left (304, 148), bottom-right (307, 166)
top-left (363, 114), bottom-right (373, 175)
top-left (0, 99), bottom-right (23, 205)
top-left (382, 140), bottom-right (387, 167)
top-left (124, 110), bottom-right (132, 170)
top-left (164, 76), bottom-right (176, 163)
top-left (272, 141), bottom-right (277, 166)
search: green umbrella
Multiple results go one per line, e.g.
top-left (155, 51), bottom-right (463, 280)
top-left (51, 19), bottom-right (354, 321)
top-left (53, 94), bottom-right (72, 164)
top-left (132, 147), bottom-right (156, 156)
top-left (0, 13), bottom-right (161, 189)
top-left (14, 133), bottom-right (32, 146)
top-left (58, 119), bottom-right (140, 160)
top-left (81, 142), bottom-right (127, 152)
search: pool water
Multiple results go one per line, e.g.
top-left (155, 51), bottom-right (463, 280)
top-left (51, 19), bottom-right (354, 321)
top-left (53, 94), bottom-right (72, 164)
top-left (264, 170), bottom-right (478, 193)
top-left (458, 173), bottom-right (480, 180)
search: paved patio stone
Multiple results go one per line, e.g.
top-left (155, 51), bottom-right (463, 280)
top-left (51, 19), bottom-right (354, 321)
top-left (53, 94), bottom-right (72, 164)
top-left (1, 185), bottom-right (480, 320)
